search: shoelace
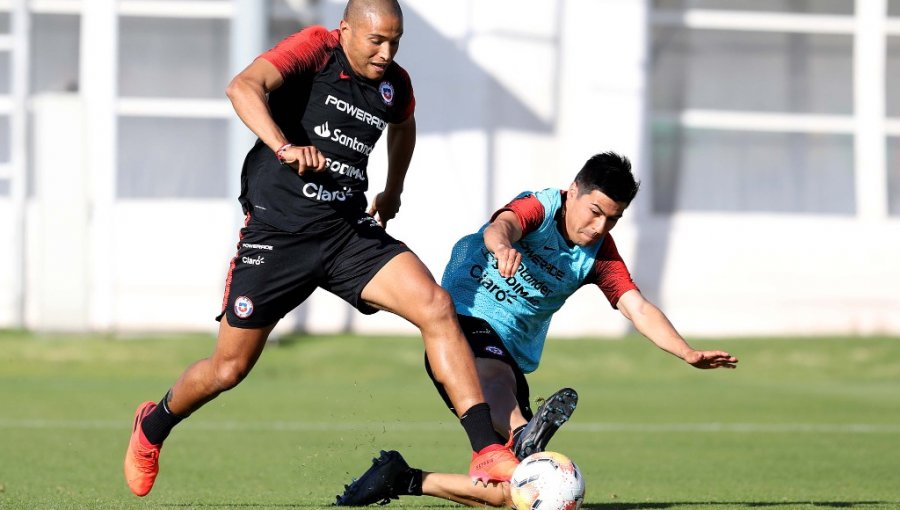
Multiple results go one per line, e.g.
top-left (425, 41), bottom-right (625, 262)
top-left (133, 441), bottom-right (159, 471)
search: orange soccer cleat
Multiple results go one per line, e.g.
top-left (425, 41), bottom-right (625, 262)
top-left (469, 440), bottom-right (520, 485)
top-left (124, 401), bottom-right (163, 497)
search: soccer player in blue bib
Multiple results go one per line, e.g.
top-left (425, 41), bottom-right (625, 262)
top-left (337, 151), bottom-right (738, 507)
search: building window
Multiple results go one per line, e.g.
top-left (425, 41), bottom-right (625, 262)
top-left (30, 14), bottom-right (80, 93)
top-left (649, 1), bottom-right (894, 217)
top-left (118, 17), bottom-right (229, 99)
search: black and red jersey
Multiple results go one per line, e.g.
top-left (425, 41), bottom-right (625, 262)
top-left (238, 26), bottom-right (415, 232)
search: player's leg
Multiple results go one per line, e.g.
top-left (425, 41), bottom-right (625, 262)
top-left (125, 321), bottom-right (275, 497)
top-left (167, 320), bottom-right (275, 415)
top-left (359, 252), bottom-right (518, 482)
top-left (334, 450), bottom-right (510, 508)
top-left (361, 252), bottom-right (484, 414)
top-left (425, 316), bottom-right (532, 439)
top-left (475, 357), bottom-right (529, 436)
top-left (422, 473), bottom-right (511, 508)
top-left (125, 215), bottom-right (313, 496)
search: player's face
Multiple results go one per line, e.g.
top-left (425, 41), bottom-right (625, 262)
top-left (563, 184), bottom-right (628, 246)
top-left (339, 12), bottom-right (403, 81)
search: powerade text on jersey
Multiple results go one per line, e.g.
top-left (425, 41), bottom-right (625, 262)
top-left (239, 26), bottom-right (415, 232)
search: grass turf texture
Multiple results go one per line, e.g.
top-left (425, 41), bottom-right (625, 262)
top-left (0, 331), bottom-right (898, 509)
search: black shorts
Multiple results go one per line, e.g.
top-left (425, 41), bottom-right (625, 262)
top-left (425, 314), bottom-right (533, 421)
top-left (217, 212), bottom-right (410, 328)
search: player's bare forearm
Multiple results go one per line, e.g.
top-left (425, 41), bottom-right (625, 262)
top-left (617, 290), bottom-right (738, 369)
top-left (384, 114), bottom-right (416, 196)
top-left (369, 115), bottom-right (415, 227)
top-left (624, 295), bottom-right (690, 358)
top-left (483, 212), bottom-right (523, 277)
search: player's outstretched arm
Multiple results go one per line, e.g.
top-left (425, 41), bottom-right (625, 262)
top-left (617, 289), bottom-right (738, 369)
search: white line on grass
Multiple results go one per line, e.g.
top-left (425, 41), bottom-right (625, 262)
top-left (1, 419), bottom-right (899, 434)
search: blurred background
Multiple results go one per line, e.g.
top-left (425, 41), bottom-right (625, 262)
top-left (0, 0), bottom-right (897, 338)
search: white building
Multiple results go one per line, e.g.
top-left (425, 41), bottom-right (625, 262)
top-left (0, 0), bottom-right (898, 337)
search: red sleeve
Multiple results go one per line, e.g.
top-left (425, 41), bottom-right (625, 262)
top-left (490, 193), bottom-right (544, 235)
top-left (392, 65), bottom-right (416, 123)
top-left (585, 234), bottom-right (639, 309)
top-left (259, 26), bottom-right (338, 76)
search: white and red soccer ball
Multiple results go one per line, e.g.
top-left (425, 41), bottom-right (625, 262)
top-left (509, 451), bottom-right (585, 510)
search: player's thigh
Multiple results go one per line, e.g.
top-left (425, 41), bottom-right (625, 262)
top-left (360, 251), bottom-right (449, 323)
top-left (321, 215), bottom-right (412, 315)
top-left (425, 315), bottom-right (531, 416)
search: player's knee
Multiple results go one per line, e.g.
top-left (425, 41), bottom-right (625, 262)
top-left (419, 286), bottom-right (456, 322)
top-left (213, 359), bottom-right (251, 391)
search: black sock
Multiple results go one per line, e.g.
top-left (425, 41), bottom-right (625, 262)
top-left (460, 403), bottom-right (504, 452)
top-left (395, 468), bottom-right (423, 496)
top-left (140, 393), bottom-right (186, 445)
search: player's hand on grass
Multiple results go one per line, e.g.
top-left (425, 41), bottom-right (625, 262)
top-left (282, 145), bottom-right (327, 174)
top-left (683, 349), bottom-right (738, 369)
top-left (368, 191), bottom-right (401, 228)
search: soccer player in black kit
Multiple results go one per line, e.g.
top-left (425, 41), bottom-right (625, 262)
top-left (124, 0), bottom-right (519, 497)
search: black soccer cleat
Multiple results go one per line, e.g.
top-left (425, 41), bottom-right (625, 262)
top-left (513, 387), bottom-right (578, 460)
top-left (334, 450), bottom-right (409, 506)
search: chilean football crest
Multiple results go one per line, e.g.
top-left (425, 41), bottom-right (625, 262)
top-left (234, 295), bottom-right (254, 319)
top-left (379, 81), bottom-right (394, 105)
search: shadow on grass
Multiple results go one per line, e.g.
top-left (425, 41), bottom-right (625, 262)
top-left (581, 502), bottom-right (889, 509)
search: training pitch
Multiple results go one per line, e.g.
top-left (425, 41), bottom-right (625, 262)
top-left (1, 330), bottom-right (898, 509)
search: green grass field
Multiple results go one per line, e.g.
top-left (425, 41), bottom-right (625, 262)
top-left (1, 330), bottom-right (898, 509)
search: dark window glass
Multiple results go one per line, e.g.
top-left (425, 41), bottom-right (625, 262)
top-left (652, 28), bottom-right (852, 115)
top-left (118, 117), bottom-right (228, 198)
top-left (654, 0), bottom-right (853, 15)
top-left (30, 14), bottom-right (80, 93)
top-left (889, 137), bottom-right (900, 216)
top-left (119, 17), bottom-right (229, 99)
top-left (652, 125), bottom-right (854, 214)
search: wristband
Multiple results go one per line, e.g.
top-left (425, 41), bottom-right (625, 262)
top-left (275, 143), bottom-right (294, 165)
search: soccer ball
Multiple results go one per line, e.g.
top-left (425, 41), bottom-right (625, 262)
top-left (509, 451), bottom-right (585, 510)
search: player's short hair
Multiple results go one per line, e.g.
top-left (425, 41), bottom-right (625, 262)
top-left (343, 0), bottom-right (403, 24)
top-left (574, 152), bottom-right (640, 205)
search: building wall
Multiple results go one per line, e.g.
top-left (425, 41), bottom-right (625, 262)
top-left (0, 0), bottom-right (898, 336)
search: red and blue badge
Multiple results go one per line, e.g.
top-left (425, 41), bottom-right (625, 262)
top-left (234, 295), bottom-right (254, 319)
top-left (379, 81), bottom-right (394, 106)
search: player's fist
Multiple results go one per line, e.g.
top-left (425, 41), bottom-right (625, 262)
top-left (281, 145), bottom-right (326, 174)
top-left (368, 191), bottom-right (402, 228)
top-left (493, 245), bottom-right (522, 278)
